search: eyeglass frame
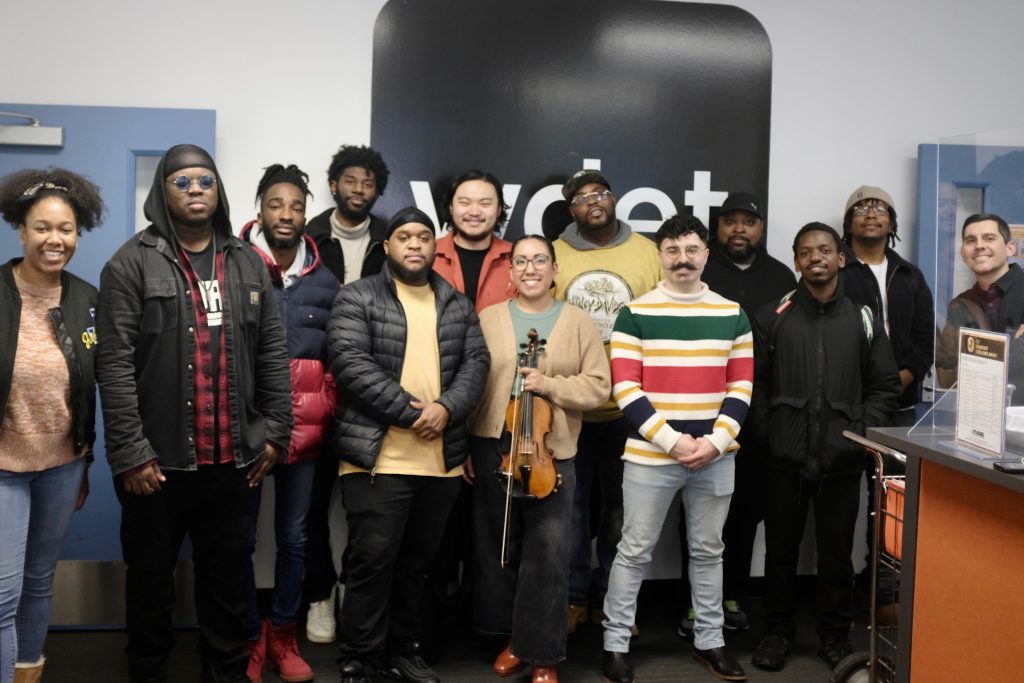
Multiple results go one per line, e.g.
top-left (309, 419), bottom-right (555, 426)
top-left (166, 174), bottom-right (217, 192)
top-left (569, 190), bottom-right (613, 207)
top-left (659, 245), bottom-right (707, 258)
top-left (851, 201), bottom-right (889, 217)
top-left (510, 255), bottom-right (553, 270)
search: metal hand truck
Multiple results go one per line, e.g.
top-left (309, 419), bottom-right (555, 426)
top-left (830, 431), bottom-right (907, 683)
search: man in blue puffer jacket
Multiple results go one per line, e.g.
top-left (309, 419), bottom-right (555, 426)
top-left (240, 164), bottom-right (339, 683)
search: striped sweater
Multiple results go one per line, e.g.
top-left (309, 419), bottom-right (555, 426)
top-left (610, 281), bottom-right (753, 465)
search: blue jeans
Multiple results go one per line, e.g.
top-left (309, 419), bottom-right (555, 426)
top-left (0, 458), bottom-right (85, 682)
top-left (245, 459), bottom-right (316, 637)
top-left (568, 419), bottom-right (629, 605)
top-left (603, 457), bottom-right (734, 652)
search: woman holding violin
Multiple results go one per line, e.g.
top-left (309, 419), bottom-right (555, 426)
top-left (468, 235), bottom-right (610, 683)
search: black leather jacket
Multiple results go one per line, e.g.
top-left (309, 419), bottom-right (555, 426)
top-left (0, 260), bottom-right (98, 461)
top-left (327, 265), bottom-right (490, 471)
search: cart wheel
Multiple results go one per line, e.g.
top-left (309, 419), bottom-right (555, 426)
top-left (829, 652), bottom-right (871, 683)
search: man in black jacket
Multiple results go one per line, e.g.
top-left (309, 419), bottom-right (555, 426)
top-left (749, 222), bottom-right (899, 673)
top-left (678, 192), bottom-right (797, 639)
top-left (840, 185), bottom-right (934, 427)
top-left (303, 144), bottom-right (390, 641)
top-left (326, 207), bottom-right (489, 683)
top-left (96, 144), bottom-right (293, 683)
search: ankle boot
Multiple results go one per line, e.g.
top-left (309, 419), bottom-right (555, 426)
top-left (246, 620), bottom-right (268, 683)
top-left (13, 657), bottom-right (45, 683)
top-left (267, 621), bottom-right (314, 682)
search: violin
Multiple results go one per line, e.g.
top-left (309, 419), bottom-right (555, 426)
top-left (499, 328), bottom-right (562, 567)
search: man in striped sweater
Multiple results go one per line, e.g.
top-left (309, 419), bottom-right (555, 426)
top-left (601, 215), bottom-right (753, 683)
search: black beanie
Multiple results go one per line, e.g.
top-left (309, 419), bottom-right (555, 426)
top-left (386, 206), bottom-right (435, 238)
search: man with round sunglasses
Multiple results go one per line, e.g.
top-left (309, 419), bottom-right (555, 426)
top-left (553, 169), bottom-right (661, 636)
top-left (97, 144), bottom-right (293, 683)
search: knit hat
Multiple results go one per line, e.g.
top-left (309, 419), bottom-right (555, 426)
top-left (845, 185), bottom-right (894, 213)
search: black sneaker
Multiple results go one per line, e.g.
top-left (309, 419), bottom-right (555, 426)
top-left (677, 607), bottom-right (696, 639)
top-left (751, 633), bottom-right (792, 671)
top-left (339, 659), bottom-right (372, 683)
top-left (723, 599), bottom-right (749, 631)
top-left (385, 650), bottom-right (439, 683)
top-left (818, 636), bottom-right (853, 669)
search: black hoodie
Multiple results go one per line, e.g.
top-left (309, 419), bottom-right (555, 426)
top-left (96, 146), bottom-right (293, 475)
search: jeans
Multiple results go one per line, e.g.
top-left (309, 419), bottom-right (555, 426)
top-left (678, 441), bottom-right (763, 603)
top-left (303, 447), bottom-right (342, 604)
top-left (116, 463), bottom-right (253, 683)
top-left (470, 437), bottom-right (575, 665)
top-left (762, 468), bottom-right (861, 641)
top-left (604, 457), bottom-right (734, 652)
top-left (337, 473), bottom-right (460, 666)
top-left (568, 418), bottom-right (629, 605)
top-left (245, 459), bottom-right (316, 638)
top-left (0, 459), bottom-right (85, 683)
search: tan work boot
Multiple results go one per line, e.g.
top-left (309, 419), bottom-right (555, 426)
top-left (14, 657), bottom-right (45, 683)
top-left (567, 602), bottom-right (588, 634)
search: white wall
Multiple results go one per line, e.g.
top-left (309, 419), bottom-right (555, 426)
top-left (4, 1), bottom-right (1023, 263)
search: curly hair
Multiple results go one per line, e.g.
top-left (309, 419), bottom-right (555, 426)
top-left (326, 145), bottom-right (389, 195)
top-left (655, 214), bottom-right (708, 248)
top-left (0, 167), bottom-right (104, 231)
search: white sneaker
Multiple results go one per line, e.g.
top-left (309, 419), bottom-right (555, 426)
top-left (306, 586), bottom-right (336, 643)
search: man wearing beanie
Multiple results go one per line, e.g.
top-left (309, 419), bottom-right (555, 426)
top-left (326, 207), bottom-right (489, 683)
top-left (676, 192), bottom-right (796, 640)
top-left (840, 185), bottom-right (933, 428)
top-left (96, 144), bottom-right (293, 683)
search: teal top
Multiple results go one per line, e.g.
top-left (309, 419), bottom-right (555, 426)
top-left (508, 299), bottom-right (564, 394)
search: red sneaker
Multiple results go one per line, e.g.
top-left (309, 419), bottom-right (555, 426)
top-left (246, 619), bottom-right (268, 683)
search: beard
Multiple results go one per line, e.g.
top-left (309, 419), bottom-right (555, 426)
top-left (387, 251), bottom-right (432, 285)
top-left (264, 225), bottom-right (303, 251)
top-left (334, 190), bottom-right (376, 223)
top-left (722, 237), bottom-right (757, 262)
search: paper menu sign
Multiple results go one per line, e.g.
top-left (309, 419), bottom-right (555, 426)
top-left (955, 328), bottom-right (1009, 456)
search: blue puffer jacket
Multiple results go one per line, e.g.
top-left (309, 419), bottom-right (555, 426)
top-left (242, 221), bottom-right (339, 464)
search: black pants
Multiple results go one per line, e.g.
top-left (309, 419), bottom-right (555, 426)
top-left (470, 437), bottom-right (575, 665)
top-left (116, 464), bottom-right (254, 683)
top-left (762, 468), bottom-right (861, 641)
top-left (337, 472), bottom-right (460, 666)
top-left (678, 443), bottom-right (763, 603)
top-left (303, 448), bottom-right (340, 604)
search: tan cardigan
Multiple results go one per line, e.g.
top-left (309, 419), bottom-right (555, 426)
top-left (470, 301), bottom-right (611, 459)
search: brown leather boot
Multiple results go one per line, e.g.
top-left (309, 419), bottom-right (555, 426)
top-left (13, 658), bottom-right (44, 683)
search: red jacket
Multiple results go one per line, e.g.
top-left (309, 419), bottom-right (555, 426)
top-left (432, 233), bottom-right (514, 312)
top-left (241, 220), bottom-right (338, 464)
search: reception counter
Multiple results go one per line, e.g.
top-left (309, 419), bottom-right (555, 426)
top-left (867, 427), bottom-right (1024, 682)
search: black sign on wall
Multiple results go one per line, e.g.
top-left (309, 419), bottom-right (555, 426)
top-left (371, 0), bottom-right (771, 240)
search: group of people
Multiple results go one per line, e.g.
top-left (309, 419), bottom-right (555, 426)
top-left (1, 139), bottom-right (1019, 683)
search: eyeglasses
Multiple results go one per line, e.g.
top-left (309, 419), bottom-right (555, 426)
top-left (511, 255), bottom-right (551, 270)
top-left (660, 245), bottom-right (706, 258)
top-left (569, 190), bottom-right (613, 207)
top-left (167, 174), bottom-right (217, 192)
top-left (852, 202), bottom-right (888, 217)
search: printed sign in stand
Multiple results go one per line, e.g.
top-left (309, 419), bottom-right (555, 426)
top-left (955, 328), bottom-right (1009, 456)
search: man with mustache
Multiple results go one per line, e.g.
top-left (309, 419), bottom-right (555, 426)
top-left (326, 208), bottom-right (489, 683)
top-left (677, 192), bottom-right (796, 640)
top-left (303, 144), bottom-right (390, 644)
top-left (553, 169), bottom-right (661, 635)
top-left (749, 223), bottom-right (899, 673)
top-left (601, 214), bottom-right (753, 683)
